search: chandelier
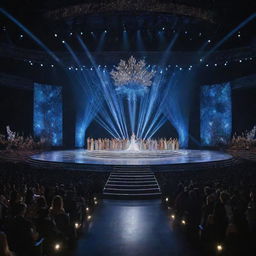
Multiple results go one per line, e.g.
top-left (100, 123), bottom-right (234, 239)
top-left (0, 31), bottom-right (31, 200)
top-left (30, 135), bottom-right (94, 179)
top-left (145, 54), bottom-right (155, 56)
top-left (110, 56), bottom-right (156, 87)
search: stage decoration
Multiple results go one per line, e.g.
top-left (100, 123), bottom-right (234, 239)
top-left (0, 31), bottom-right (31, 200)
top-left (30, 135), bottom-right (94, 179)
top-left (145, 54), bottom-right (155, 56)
top-left (6, 126), bottom-right (16, 141)
top-left (34, 83), bottom-right (63, 146)
top-left (229, 126), bottom-right (256, 150)
top-left (200, 83), bottom-right (232, 146)
top-left (110, 56), bottom-right (155, 87)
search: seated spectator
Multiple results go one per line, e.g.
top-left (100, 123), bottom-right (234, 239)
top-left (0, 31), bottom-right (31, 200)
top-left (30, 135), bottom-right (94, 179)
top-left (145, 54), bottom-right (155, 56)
top-left (49, 196), bottom-right (71, 237)
top-left (6, 202), bottom-right (38, 256)
top-left (0, 232), bottom-right (15, 256)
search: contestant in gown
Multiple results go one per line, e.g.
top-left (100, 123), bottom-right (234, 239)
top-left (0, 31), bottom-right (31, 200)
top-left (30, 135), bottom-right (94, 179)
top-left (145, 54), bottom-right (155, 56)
top-left (127, 133), bottom-right (140, 151)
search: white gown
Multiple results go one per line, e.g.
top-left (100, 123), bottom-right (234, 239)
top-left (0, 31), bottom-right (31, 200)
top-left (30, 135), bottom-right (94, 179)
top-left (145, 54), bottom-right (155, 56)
top-left (127, 135), bottom-right (140, 151)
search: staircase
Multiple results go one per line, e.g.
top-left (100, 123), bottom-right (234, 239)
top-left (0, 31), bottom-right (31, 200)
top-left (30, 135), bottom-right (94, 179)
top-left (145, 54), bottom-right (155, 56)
top-left (103, 166), bottom-right (161, 199)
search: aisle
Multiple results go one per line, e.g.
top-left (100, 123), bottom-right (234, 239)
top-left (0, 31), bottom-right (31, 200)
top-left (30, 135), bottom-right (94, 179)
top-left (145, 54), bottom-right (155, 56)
top-left (74, 199), bottom-right (195, 256)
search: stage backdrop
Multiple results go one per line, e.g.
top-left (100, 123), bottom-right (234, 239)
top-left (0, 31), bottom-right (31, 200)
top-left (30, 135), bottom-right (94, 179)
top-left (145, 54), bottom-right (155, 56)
top-left (33, 83), bottom-right (63, 146)
top-left (200, 82), bottom-right (232, 146)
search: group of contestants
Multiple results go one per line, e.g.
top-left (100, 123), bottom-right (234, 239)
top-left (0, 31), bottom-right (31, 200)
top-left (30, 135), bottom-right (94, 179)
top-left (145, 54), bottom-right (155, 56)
top-left (86, 137), bottom-right (179, 151)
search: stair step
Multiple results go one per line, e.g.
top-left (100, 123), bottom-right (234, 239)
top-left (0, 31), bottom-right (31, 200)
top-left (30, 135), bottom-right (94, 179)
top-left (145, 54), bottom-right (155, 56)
top-left (104, 187), bottom-right (160, 191)
top-left (103, 192), bottom-right (161, 196)
top-left (110, 174), bottom-right (155, 178)
top-left (107, 180), bottom-right (157, 184)
top-left (106, 184), bottom-right (159, 187)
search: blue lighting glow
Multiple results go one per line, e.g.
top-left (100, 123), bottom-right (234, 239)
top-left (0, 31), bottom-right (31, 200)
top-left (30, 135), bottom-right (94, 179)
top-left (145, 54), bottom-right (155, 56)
top-left (200, 83), bottom-right (232, 146)
top-left (33, 83), bottom-right (63, 146)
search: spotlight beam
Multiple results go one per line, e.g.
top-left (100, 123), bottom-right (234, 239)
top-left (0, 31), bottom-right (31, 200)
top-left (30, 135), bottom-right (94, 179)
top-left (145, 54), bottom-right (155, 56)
top-left (0, 8), bottom-right (60, 63)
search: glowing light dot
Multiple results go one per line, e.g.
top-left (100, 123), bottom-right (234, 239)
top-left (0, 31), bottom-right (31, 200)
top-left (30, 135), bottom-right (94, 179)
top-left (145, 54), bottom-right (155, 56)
top-left (86, 207), bottom-right (89, 212)
top-left (40, 64), bottom-right (43, 67)
top-left (54, 243), bottom-right (61, 251)
top-left (20, 34), bottom-right (23, 38)
top-left (87, 215), bottom-right (92, 221)
top-left (171, 215), bottom-right (175, 220)
top-left (62, 40), bottom-right (65, 44)
top-left (181, 220), bottom-right (186, 225)
top-left (165, 197), bottom-right (169, 202)
top-left (51, 64), bottom-right (54, 67)
top-left (208, 39), bottom-right (211, 43)
top-left (214, 63), bottom-right (217, 66)
top-left (80, 32), bottom-right (83, 35)
top-left (217, 244), bottom-right (223, 252)
top-left (54, 33), bottom-right (57, 37)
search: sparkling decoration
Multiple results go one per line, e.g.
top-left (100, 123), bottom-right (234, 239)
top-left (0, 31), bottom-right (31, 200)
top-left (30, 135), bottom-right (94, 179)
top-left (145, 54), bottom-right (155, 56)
top-left (110, 56), bottom-right (156, 87)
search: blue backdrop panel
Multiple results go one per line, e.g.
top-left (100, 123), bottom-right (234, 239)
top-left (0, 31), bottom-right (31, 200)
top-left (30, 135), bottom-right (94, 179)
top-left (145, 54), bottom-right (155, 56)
top-left (200, 83), bottom-right (232, 146)
top-left (33, 83), bottom-right (63, 146)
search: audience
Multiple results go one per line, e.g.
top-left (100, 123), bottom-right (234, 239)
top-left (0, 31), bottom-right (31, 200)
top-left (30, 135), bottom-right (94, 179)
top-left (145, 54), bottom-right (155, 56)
top-left (1, 155), bottom-right (256, 255)
top-left (0, 161), bottom-right (106, 256)
top-left (158, 161), bottom-right (256, 255)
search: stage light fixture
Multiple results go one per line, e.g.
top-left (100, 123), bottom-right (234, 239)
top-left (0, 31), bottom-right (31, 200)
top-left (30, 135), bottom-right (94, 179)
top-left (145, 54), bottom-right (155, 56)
top-left (171, 214), bottom-right (175, 220)
top-left (181, 219), bottom-right (186, 225)
top-left (87, 215), bottom-right (92, 221)
top-left (86, 207), bottom-right (89, 212)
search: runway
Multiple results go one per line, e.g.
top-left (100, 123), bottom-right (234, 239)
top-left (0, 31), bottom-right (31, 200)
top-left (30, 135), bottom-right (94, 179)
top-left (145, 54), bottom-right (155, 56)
top-left (30, 149), bottom-right (233, 166)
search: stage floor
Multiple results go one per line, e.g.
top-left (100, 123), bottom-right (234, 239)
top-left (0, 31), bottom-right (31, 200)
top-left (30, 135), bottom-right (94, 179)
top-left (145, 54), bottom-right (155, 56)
top-left (30, 149), bottom-right (233, 166)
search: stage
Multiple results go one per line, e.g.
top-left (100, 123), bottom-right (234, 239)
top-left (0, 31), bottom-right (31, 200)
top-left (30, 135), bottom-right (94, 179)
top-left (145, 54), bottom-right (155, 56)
top-left (28, 149), bottom-right (234, 171)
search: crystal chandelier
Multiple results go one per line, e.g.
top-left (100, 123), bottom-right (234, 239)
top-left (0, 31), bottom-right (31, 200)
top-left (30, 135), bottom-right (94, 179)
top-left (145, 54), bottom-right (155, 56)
top-left (110, 56), bottom-right (155, 87)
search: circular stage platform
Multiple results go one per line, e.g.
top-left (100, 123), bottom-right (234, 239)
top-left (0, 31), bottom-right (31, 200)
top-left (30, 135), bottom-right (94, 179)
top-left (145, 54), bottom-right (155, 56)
top-left (28, 149), bottom-right (234, 171)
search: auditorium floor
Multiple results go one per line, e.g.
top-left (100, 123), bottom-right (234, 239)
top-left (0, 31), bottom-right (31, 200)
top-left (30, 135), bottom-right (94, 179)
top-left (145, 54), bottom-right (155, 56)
top-left (73, 199), bottom-right (198, 256)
